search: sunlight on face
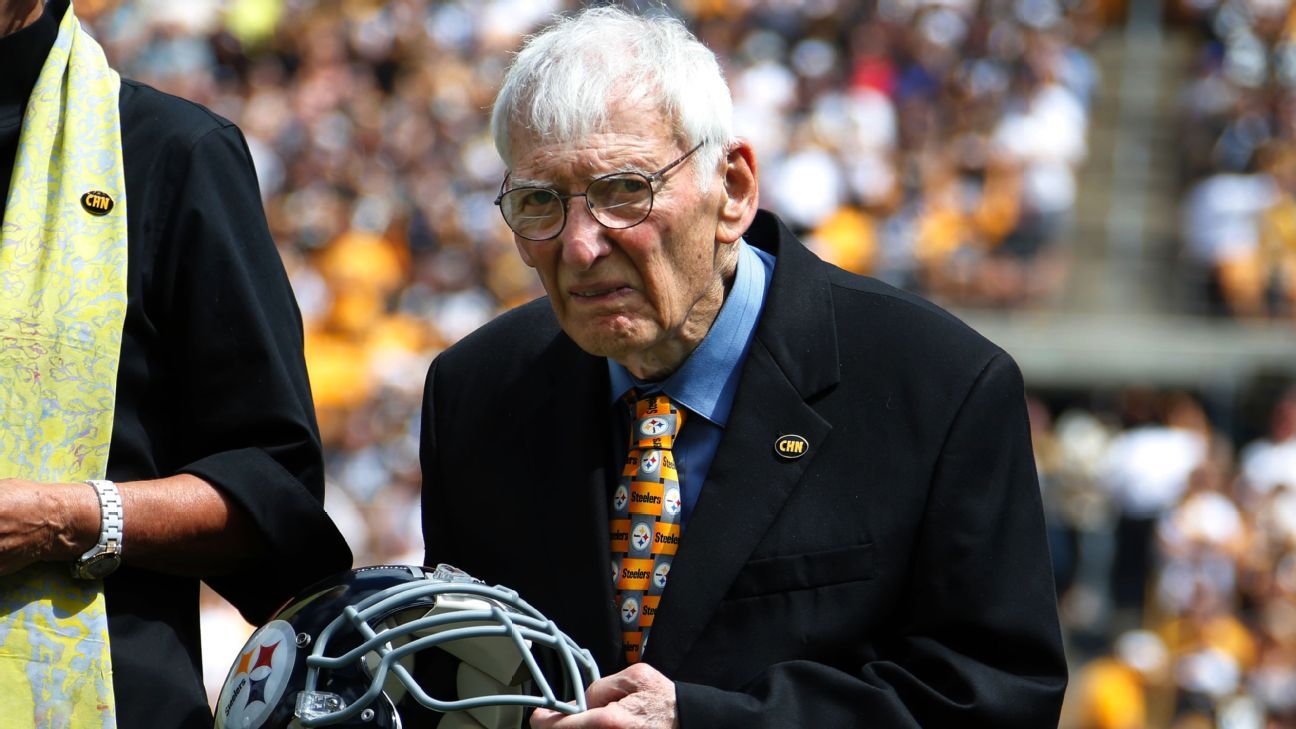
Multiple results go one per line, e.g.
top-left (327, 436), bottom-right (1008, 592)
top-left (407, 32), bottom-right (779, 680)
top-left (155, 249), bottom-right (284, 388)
top-left (508, 105), bottom-right (730, 378)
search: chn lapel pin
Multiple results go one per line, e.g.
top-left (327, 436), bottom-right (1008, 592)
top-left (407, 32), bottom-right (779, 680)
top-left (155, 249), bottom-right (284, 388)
top-left (774, 434), bottom-right (809, 460)
top-left (81, 190), bottom-right (114, 216)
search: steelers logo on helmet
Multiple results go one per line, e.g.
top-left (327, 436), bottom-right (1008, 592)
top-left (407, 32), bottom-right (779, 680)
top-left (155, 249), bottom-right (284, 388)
top-left (215, 620), bottom-right (297, 729)
top-left (640, 450), bottom-right (661, 474)
top-left (612, 485), bottom-right (629, 511)
top-left (663, 488), bottom-right (681, 516)
top-left (620, 596), bottom-right (640, 624)
top-left (653, 562), bottom-right (670, 589)
top-left (631, 522), bottom-right (652, 551)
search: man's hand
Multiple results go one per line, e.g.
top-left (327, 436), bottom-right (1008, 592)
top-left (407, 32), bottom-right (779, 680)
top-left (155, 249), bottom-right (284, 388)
top-left (530, 662), bottom-right (679, 729)
top-left (0, 478), bottom-right (95, 575)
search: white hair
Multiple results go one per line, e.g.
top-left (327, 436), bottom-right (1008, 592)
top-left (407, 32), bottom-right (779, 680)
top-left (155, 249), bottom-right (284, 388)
top-left (490, 5), bottom-right (734, 191)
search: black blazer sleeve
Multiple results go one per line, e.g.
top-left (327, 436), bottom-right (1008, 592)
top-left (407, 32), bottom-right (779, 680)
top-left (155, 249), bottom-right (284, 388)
top-left (107, 90), bottom-right (352, 622)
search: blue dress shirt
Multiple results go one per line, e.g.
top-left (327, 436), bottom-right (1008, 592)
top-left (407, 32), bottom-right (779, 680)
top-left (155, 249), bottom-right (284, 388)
top-left (609, 240), bottom-right (775, 525)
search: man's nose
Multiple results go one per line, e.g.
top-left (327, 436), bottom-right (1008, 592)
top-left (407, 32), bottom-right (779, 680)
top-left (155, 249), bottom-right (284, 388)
top-left (559, 200), bottom-right (611, 270)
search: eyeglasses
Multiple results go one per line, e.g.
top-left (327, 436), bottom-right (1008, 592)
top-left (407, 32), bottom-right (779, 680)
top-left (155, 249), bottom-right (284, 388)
top-left (494, 141), bottom-right (704, 241)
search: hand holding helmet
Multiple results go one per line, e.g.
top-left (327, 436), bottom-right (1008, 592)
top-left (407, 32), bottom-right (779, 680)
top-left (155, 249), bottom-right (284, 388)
top-left (215, 564), bottom-right (599, 729)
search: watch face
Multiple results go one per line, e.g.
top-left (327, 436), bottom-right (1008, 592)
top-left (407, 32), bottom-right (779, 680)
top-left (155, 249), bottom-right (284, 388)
top-left (80, 553), bottom-right (122, 580)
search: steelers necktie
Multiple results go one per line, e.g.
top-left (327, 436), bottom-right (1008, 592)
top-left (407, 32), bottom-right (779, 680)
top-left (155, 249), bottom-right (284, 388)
top-left (610, 393), bottom-right (685, 664)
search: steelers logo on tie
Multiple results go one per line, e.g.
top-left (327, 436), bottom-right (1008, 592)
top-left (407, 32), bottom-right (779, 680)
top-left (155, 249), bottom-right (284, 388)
top-left (641, 450), bottom-right (661, 474)
top-left (653, 562), bottom-right (671, 590)
top-left (663, 487), bottom-right (681, 517)
top-left (612, 485), bottom-right (629, 511)
top-left (640, 416), bottom-right (669, 437)
top-left (632, 522), bottom-right (652, 551)
top-left (621, 597), bottom-right (640, 625)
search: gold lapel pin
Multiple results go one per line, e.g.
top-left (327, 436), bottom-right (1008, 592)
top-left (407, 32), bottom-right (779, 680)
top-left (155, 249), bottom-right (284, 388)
top-left (774, 434), bottom-right (809, 460)
top-left (80, 190), bottom-right (114, 216)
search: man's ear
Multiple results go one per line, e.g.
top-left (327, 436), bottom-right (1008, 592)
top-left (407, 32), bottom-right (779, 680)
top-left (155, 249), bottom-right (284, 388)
top-left (715, 139), bottom-right (759, 245)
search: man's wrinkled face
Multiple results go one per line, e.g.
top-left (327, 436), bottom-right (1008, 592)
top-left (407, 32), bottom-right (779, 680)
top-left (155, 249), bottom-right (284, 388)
top-left (507, 106), bottom-right (727, 376)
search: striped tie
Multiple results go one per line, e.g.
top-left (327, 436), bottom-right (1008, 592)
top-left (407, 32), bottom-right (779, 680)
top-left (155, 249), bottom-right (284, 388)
top-left (610, 393), bottom-right (685, 664)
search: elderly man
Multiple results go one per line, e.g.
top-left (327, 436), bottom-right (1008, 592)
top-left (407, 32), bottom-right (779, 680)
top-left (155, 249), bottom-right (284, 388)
top-left (421, 7), bottom-right (1067, 728)
top-left (0, 1), bottom-right (349, 726)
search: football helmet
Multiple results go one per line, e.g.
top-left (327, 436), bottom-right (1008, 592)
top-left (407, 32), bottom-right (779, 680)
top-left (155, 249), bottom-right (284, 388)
top-left (214, 564), bottom-right (599, 729)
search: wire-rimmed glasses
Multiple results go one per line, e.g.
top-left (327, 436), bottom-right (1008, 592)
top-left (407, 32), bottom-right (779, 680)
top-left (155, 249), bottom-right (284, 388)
top-left (494, 141), bottom-right (704, 241)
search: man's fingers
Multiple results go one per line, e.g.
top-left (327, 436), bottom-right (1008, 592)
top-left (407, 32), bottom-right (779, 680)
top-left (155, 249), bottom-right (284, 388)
top-left (530, 705), bottom-right (626, 729)
top-left (531, 672), bottom-right (630, 727)
top-left (584, 674), bottom-right (632, 708)
top-left (530, 665), bottom-right (677, 729)
top-left (529, 707), bottom-right (561, 728)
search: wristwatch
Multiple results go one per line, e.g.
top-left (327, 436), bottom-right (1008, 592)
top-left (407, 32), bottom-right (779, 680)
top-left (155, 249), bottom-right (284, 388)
top-left (72, 479), bottom-right (124, 580)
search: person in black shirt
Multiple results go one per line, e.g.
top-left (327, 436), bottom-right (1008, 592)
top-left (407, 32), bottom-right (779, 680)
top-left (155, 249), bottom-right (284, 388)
top-left (0, 1), bottom-right (351, 726)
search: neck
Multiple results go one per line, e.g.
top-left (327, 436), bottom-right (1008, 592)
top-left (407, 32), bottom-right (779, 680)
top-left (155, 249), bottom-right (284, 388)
top-left (620, 337), bottom-right (702, 382)
top-left (1, 0), bottom-right (41, 37)
top-left (619, 244), bottom-right (740, 381)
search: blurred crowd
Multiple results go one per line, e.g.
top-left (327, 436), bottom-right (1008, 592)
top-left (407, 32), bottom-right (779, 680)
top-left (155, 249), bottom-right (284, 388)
top-left (73, 0), bottom-right (1296, 724)
top-left (1175, 0), bottom-right (1296, 318)
top-left (1040, 386), bottom-right (1296, 728)
top-left (693, 0), bottom-right (1099, 307)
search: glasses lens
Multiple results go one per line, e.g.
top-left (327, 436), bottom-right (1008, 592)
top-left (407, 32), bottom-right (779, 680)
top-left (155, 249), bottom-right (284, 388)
top-left (587, 174), bottom-right (653, 229)
top-left (501, 188), bottom-right (564, 240)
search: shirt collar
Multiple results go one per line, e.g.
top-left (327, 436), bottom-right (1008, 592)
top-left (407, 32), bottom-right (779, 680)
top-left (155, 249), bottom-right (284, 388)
top-left (608, 239), bottom-right (773, 427)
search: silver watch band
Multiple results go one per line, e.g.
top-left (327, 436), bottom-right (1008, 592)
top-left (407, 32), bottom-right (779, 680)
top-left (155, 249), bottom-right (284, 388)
top-left (80, 479), bottom-right (123, 561)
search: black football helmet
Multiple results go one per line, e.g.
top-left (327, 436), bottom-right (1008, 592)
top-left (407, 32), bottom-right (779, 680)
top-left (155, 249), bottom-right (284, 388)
top-left (214, 564), bottom-right (599, 728)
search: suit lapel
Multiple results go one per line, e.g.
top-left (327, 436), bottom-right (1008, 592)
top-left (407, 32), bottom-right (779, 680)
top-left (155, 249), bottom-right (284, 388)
top-left (534, 336), bottom-right (625, 671)
top-left (645, 212), bottom-right (841, 673)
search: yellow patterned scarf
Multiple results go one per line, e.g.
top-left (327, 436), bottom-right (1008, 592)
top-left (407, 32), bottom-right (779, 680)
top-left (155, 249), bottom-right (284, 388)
top-left (0, 5), bottom-right (126, 727)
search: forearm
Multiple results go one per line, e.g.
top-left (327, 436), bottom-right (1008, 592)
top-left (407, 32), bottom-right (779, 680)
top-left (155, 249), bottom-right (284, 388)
top-left (34, 474), bottom-right (265, 576)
